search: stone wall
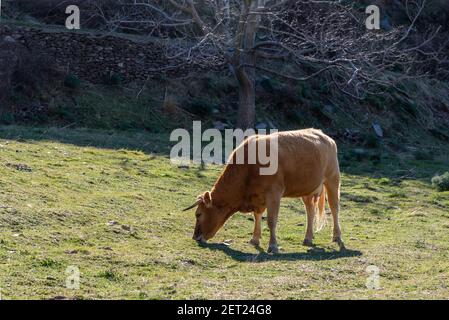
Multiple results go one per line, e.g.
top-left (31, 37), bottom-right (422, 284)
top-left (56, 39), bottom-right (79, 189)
top-left (0, 24), bottom-right (222, 84)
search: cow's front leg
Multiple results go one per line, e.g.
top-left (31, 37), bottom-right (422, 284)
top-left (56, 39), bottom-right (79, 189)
top-left (249, 212), bottom-right (262, 246)
top-left (266, 193), bottom-right (281, 254)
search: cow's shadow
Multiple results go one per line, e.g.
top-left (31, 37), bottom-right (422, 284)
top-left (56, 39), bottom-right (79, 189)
top-left (198, 242), bottom-right (362, 262)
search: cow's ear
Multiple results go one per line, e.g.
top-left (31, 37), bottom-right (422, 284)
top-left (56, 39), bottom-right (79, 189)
top-left (203, 191), bottom-right (213, 208)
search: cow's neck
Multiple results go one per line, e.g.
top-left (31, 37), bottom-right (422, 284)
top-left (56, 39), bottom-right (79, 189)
top-left (211, 163), bottom-right (247, 213)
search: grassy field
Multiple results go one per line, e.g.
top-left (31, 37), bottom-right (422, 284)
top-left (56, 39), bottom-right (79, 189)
top-left (0, 125), bottom-right (448, 300)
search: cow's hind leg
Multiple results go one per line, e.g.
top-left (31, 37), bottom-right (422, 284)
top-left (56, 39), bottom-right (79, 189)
top-left (249, 212), bottom-right (262, 246)
top-left (324, 173), bottom-right (345, 250)
top-left (302, 196), bottom-right (316, 247)
top-left (266, 193), bottom-right (281, 254)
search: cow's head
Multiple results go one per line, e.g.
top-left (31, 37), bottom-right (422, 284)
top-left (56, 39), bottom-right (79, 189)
top-left (183, 191), bottom-right (231, 242)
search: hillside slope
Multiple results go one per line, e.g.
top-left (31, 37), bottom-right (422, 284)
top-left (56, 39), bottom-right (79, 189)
top-left (0, 126), bottom-right (448, 299)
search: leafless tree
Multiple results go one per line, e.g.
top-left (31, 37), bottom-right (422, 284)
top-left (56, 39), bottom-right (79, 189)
top-left (93, 0), bottom-right (445, 129)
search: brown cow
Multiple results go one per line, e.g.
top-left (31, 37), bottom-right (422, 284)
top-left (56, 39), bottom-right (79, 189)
top-left (183, 129), bottom-right (344, 253)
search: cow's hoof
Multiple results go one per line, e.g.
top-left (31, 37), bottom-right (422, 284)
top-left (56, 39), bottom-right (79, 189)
top-left (267, 244), bottom-right (279, 254)
top-left (302, 239), bottom-right (313, 247)
top-left (249, 238), bottom-right (260, 246)
top-left (333, 237), bottom-right (346, 251)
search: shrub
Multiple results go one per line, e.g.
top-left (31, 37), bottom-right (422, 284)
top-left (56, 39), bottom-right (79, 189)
top-left (188, 98), bottom-right (214, 117)
top-left (363, 133), bottom-right (380, 148)
top-left (161, 94), bottom-right (181, 119)
top-left (11, 46), bottom-right (59, 96)
top-left (348, 148), bottom-right (370, 161)
top-left (432, 172), bottom-right (449, 192)
top-left (285, 109), bottom-right (302, 124)
top-left (103, 73), bottom-right (123, 86)
top-left (204, 75), bottom-right (235, 96)
top-left (64, 74), bottom-right (81, 89)
top-left (0, 111), bottom-right (15, 125)
top-left (260, 76), bottom-right (276, 93)
top-left (413, 150), bottom-right (434, 161)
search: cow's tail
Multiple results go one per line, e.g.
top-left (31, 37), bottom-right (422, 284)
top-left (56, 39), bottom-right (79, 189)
top-left (315, 186), bottom-right (327, 232)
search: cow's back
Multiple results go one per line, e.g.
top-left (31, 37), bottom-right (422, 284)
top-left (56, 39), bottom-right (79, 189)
top-left (247, 129), bottom-right (338, 198)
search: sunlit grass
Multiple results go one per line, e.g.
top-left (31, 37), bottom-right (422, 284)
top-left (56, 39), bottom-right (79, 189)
top-left (0, 126), bottom-right (448, 299)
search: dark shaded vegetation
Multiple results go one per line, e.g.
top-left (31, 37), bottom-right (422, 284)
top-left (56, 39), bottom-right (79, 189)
top-left (1, 1), bottom-right (448, 137)
top-left (432, 172), bottom-right (449, 192)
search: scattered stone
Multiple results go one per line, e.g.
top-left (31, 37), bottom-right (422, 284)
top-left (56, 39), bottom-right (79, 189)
top-left (323, 105), bottom-right (334, 114)
top-left (213, 121), bottom-right (227, 131)
top-left (343, 128), bottom-right (362, 142)
top-left (107, 220), bottom-right (118, 226)
top-left (3, 36), bottom-right (16, 43)
top-left (222, 239), bottom-right (233, 246)
top-left (0, 24), bottom-right (226, 84)
top-left (267, 120), bottom-right (277, 129)
top-left (5, 163), bottom-right (32, 172)
top-left (181, 259), bottom-right (196, 266)
top-left (381, 16), bottom-right (392, 31)
top-left (372, 122), bottom-right (383, 138)
top-left (49, 296), bottom-right (71, 300)
top-left (255, 122), bottom-right (267, 130)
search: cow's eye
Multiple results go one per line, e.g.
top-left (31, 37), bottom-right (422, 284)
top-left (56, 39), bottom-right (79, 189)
top-left (195, 213), bottom-right (201, 218)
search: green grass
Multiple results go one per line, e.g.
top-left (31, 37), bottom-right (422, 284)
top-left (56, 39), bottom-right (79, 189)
top-left (0, 125), bottom-right (448, 300)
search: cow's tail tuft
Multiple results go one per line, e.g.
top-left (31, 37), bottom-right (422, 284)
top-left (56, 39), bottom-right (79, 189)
top-left (315, 186), bottom-right (327, 232)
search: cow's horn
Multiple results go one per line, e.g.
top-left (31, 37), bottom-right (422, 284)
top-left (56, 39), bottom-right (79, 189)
top-left (182, 198), bottom-right (202, 211)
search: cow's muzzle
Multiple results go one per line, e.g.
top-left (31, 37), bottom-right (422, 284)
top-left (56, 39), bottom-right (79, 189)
top-left (193, 224), bottom-right (205, 242)
top-left (193, 234), bottom-right (206, 243)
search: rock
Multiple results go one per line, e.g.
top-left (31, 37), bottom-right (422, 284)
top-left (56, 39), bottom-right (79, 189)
top-left (353, 148), bottom-right (367, 155)
top-left (255, 122), bottom-right (267, 130)
top-left (3, 36), bottom-right (16, 43)
top-left (267, 120), bottom-right (277, 130)
top-left (5, 163), bottom-right (32, 172)
top-left (372, 122), bottom-right (383, 138)
top-left (213, 121), bottom-right (227, 131)
top-left (324, 104), bottom-right (334, 114)
top-left (0, 25), bottom-right (226, 84)
top-left (222, 239), bottom-right (233, 246)
top-left (343, 128), bottom-right (361, 141)
top-left (381, 16), bottom-right (392, 31)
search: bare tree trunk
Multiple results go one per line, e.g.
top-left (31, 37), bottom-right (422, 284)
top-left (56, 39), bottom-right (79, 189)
top-left (235, 0), bottom-right (259, 129)
top-left (236, 67), bottom-right (256, 129)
